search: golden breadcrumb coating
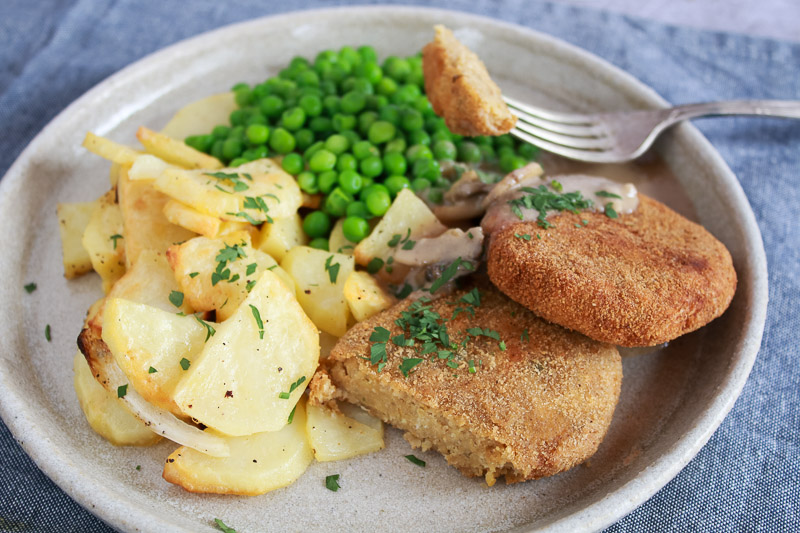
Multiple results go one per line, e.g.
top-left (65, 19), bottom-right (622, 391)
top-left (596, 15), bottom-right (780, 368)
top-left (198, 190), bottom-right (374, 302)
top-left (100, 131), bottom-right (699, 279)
top-left (321, 281), bottom-right (621, 485)
top-left (422, 25), bottom-right (517, 136)
top-left (487, 195), bottom-right (737, 346)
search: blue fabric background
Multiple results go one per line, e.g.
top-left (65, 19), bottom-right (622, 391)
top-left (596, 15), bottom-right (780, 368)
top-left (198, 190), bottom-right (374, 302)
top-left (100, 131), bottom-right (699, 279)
top-left (1, 1), bottom-right (798, 531)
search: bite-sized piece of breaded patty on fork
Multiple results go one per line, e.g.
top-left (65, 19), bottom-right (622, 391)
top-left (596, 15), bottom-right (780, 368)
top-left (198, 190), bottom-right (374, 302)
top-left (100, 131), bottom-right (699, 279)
top-left (486, 194), bottom-right (737, 347)
top-left (312, 281), bottom-right (622, 485)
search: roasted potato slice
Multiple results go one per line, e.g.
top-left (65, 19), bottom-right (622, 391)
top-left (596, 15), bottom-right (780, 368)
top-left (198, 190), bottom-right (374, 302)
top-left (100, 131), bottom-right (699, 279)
top-left (160, 92), bottom-right (237, 139)
top-left (136, 126), bottom-right (222, 170)
top-left (343, 271), bottom-right (396, 322)
top-left (57, 201), bottom-right (95, 278)
top-left (306, 401), bottom-right (384, 462)
top-left (256, 213), bottom-right (307, 261)
top-left (82, 132), bottom-right (142, 166)
top-left (81, 190), bottom-right (126, 292)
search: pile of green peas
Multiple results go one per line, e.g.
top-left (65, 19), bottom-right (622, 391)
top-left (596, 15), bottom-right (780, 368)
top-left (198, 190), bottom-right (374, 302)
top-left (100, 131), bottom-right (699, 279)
top-left (184, 45), bottom-right (538, 250)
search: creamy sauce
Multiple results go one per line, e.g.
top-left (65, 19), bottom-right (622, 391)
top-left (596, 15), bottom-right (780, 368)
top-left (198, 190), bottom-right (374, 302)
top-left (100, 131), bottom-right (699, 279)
top-left (481, 170), bottom-right (639, 235)
top-left (395, 227), bottom-right (484, 267)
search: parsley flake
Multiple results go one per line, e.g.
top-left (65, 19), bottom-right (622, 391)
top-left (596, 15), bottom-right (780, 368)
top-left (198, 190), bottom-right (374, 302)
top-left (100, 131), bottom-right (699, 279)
top-left (194, 315), bottom-right (216, 341)
top-left (109, 234), bottom-right (123, 250)
top-left (278, 376), bottom-right (306, 400)
top-left (596, 190), bottom-right (622, 199)
top-left (24, 282), bottom-right (37, 293)
top-left (180, 358), bottom-right (191, 371)
top-left (324, 255), bottom-right (341, 284)
top-left (169, 290), bottom-right (184, 308)
top-left (429, 257), bottom-right (473, 293)
top-left (605, 203), bottom-right (619, 219)
top-left (325, 474), bottom-right (341, 492)
top-left (287, 405), bottom-right (297, 424)
top-left (367, 257), bottom-right (384, 274)
top-left (249, 304), bottom-right (264, 339)
top-left (508, 185), bottom-right (593, 229)
top-left (189, 272), bottom-right (199, 278)
top-left (117, 384), bottom-right (128, 398)
top-left (148, 366), bottom-right (157, 374)
top-left (405, 454), bottom-right (426, 467)
top-left (246, 262), bottom-right (257, 275)
top-left (214, 518), bottom-right (238, 533)
top-left (514, 232), bottom-right (532, 241)
top-left (399, 357), bottom-right (423, 377)
top-left (44, 324), bottom-right (51, 342)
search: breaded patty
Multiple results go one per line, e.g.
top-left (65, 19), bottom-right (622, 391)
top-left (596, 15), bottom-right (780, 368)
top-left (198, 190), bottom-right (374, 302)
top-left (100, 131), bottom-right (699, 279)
top-left (321, 281), bottom-right (621, 485)
top-left (487, 195), bottom-right (737, 347)
top-left (422, 25), bottom-right (516, 136)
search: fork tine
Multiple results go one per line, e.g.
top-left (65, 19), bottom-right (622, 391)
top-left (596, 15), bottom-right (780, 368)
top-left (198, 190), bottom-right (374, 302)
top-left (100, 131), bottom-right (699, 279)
top-left (503, 96), bottom-right (592, 124)
top-left (513, 121), bottom-right (615, 150)
top-left (510, 128), bottom-right (620, 164)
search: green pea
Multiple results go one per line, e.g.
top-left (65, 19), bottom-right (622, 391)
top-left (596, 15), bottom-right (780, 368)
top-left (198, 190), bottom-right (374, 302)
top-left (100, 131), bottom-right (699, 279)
top-left (365, 94), bottom-right (387, 111)
top-left (414, 95), bottom-right (434, 116)
top-left (401, 108), bottom-right (425, 132)
top-left (323, 95), bottom-right (340, 115)
top-left (281, 153), bottom-right (304, 175)
top-left (185, 134), bottom-right (213, 153)
top-left (231, 82), bottom-right (249, 92)
top-left (297, 171), bottom-right (318, 194)
top-left (322, 64), bottom-right (348, 84)
top-left (479, 144), bottom-right (496, 160)
top-left (280, 107), bottom-right (306, 131)
top-left (368, 120), bottom-right (396, 145)
top-left (342, 216), bottom-right (370, 243)
top-left (384, 137), bottom-right (407, 154)
top-left (318, 170), bottom-right (339, 194)
top-left (245, 124), bottom-right (270, 145)
top-left (210, 139), bottom-right (225, 160)
top-left (473, 135), bottom-right (492, 145)
top-left (365, 188), bottom-right (392, 216)
top-left (349, 78), bottom-right (374, 95)
top-left (425, 116), bottom-right (447, 133)
top-left (229, 109), bottom-right (246, 126)
top-left (432, 139), bottom-right (457, 160)
top-left (383, 151), bottom-right (407, 176)
top-left (247, 145), bottom-right (269, 160)
top-left (303, 140), bottom-right (325, 160)
top-left (494, 134), bottom-right (514, 148)
top-left (359, 155), bottom-right (383, 178)
top-left (222, 137), bottom-right (243, 160)
top-left (346, 201), bottom-right (371, 219)
top-left (308, 149), bottom-right (337, 173)
top-left (500, 154), bottom-right (527, 173)
top-left (412, 158), bottom-right (441, 182)
top-left (379, 105), bottom-right (401, 125)
top-left (296, 69), bottom-right (320, 88)
top-left (358, 111), bottom-right (378, 135)
top-left (309, 237), bottom-right (329, 251)
top-left (411, 177), bottom-right (430, 192)
top-left (354, 61), bottom-right (383, 85)
top-left (428, 188), bottom-right (444, 204)
top-left (384, 175), bottom-right (411, 196)
top-left (294, 128), bottom-right (315, 150)
top-left (392, 84), bottom-right (422, 106)
top-left (338, 170), bottom-right (363, 195)
top-left (322, 134), bottom-right (349, 155)
top-left (458, 141), bottom-right (482, 163)
top-left (336, 153), bottom-right (358, 172)
top-left (212, 125), bottom-right (231, 140)
top-left (303, 211), bottom-right (331, 239)
top-left (269, 127), bottom-right (295, 154)
top-left (234, 87), bottom-right (253, 107)
top-left (319, 80), bottom-right (338, 96)
top-left (407, 129), bottom-right (430, 147)
top-left (359, 183), bottom-right (389, 203)
top-left (228, 157), bottom-right (247, 167)
top-left (324, 187), bottom-right (352, 217)
top-left (339, 46), bottom-right (361, 67)
top-left (352, 140), bottom-right (379, 160)
top-left (309, 116), bottom-right (333, 134)
top-left (517, 142), bottom-right (539, 160)
top-left (340, 91), bottom-right (367, 114)
top-left (383, 57), bottom-right (411, 81)
top-left (259, 95), bottom-right (284, 118)
top-left (332, 113), bottom-right (356, 132)
top-left (229, 126), bottom-right (245, 141)
top-left (376, 77), bottom-right (398, 96)
top-left (299, 94), bottom-right (323, 117)
top-left (358, 45), bottom-right (378, 63)
top-left (497, 145), bottom-right (515, 159)
top-left (290, 56), bottom-right (310, 69)
top-left (341, 130), bottom-right (362, 146)
top-left (406, 144), bottom-right (433, 164)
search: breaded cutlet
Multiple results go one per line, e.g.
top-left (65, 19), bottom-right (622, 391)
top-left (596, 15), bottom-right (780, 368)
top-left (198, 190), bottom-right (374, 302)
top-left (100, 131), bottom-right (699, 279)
top-left (318, 281), bottom-right (622, 485)
top-left (487, 195), bottom-right (737, 347)
top-left (422, 25), bottom-right (517, 137)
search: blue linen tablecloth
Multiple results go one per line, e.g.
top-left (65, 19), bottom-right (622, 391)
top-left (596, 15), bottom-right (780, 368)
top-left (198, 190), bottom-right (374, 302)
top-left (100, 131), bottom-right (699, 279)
top-left (1, 0), bottom-right (798, 531)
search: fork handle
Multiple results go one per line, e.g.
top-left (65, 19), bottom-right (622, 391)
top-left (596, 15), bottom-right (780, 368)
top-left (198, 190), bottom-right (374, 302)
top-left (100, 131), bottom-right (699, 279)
top-left (666, 100), bottom-right (800, 124)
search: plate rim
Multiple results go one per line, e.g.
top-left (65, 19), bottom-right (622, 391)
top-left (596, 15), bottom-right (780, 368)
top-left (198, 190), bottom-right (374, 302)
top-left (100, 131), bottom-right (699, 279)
top-left (0, 5), bottom-right (768, 532)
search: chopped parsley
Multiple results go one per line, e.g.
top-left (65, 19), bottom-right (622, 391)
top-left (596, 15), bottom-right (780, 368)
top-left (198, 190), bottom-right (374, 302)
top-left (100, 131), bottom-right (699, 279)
top-left (246, 262), bottom-right (257, 275)
top-left (249, 304), bottom-right (264, 339)
top-left (466, 327), bottom-right (500, 341)
top-left (324, 255), bottom-right (341, 284)
top-left (399, 357), bottom-right (423, 377)
top-left (605, 203), bottom-right (619, 219)
top-left (23, 282), bottom-right (37, 294)
top-left (194, 315), bottom-right (216, 341)
top-left (212, 243), bottom-right (247, 285)
top-left (508, 184), bottom-right (593, 229)
top-left (468, 360), bottom-right (477, 374)
top-left (148, 366), bottom-right (157, 374)
top-left (226, 211), bottom-right (259, 225)
top-left (514, 232), bottom-right (532, 241)
top-left (428, 257), bottom-right (473, 293)
top-left (245, 279), bottom-right (257, 292)
top-left (405, 454), bottom-right (426, 467)
top-left (188, 271), bottom-right (199, 278)
top-left (205, 171), bottom-right (250, 193)
top-left (242, 196), bottom-right (274, 223)
top-left (596, 190), bottom-right (622, 199)
top-left (179, 358), bottom-right (191, 371)
top-left (521, 329), bottom-right (530, 342)
top-left (395, 283), bottom-right (413, 299)
top-left (287, 405), bottom-right (297, 424)
top-left (44, 324), bottom-right (51, 342)
top-left (117, 384), bottom-right (128, 398)
top-left (109, 234), bottom-right (123, 250)
top-left (325, 474), bottom-right (341, 492)
top-left (169, 290), bottom-right (184, 308)
top-left (214, 518), bottom-right (238, 533)
top-left (366, 257), bottom-right (384, 274)
top-left (278, 376), bottom-right (306, 399)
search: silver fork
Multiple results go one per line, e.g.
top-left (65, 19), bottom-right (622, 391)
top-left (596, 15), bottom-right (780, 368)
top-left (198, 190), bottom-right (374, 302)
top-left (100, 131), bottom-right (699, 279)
top-left (504, 96), bottom-right (800, 163)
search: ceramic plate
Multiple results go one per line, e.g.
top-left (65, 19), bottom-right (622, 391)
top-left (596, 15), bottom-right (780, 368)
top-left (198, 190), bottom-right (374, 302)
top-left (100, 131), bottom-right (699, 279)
top-left (0, 6), bottom-right (767, 533)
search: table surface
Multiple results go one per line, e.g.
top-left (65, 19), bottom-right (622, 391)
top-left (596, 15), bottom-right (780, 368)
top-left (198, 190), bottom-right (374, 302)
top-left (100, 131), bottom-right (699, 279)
top-left (1, 1), bottom-right (798, 532)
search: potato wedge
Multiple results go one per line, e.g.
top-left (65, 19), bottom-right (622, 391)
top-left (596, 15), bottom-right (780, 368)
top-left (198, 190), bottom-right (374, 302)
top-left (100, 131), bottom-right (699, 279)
top-left (82, 190), bottom-right (126, 292)
top-left (102, 298), bottom-right (208, 415)
top-left (153, 161), bottom-right (301, 223)
top-left (118, 167), bottom-right (196, 266)
top-left (163, 199), bottom-right (221, 238)
top-left (280, 247), bottom-right (355, 337)
top-left (163, 399), bottom-right (313, 495)
top-left (73, 351), bottom-right (161, 446)
top-left (354, 189), bottom-right (446, 273)
top-left (328, 218), bottom-right (356, 255)
top-left (306, 401), bottom-right (384, 462)
top-left (136, 126), bottom-right (222, 170)
top-left (172, 270), bottom-right (319, 435)
top-left (82, 132), bottom-right (142, 166)
top-left (167, 235), bottom-right (294, 321)
top-left (128, 154), bottom-right (175, 181)
top-left (57, 201), bottom-right (95, 278)
top-left (256, 213), bottom-right (307, 261)
top-left (160, 92), bottom-right (237, 139)
top-left (343, 271), bottom-right (396, 322)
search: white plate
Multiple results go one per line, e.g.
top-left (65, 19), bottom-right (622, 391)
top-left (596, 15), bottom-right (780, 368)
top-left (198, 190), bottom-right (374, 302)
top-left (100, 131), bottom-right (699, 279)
top-left (0, 6), bottom-right (767, 533)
